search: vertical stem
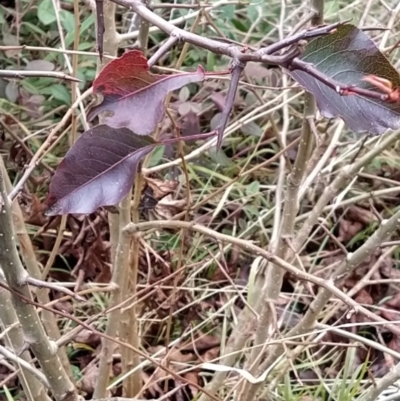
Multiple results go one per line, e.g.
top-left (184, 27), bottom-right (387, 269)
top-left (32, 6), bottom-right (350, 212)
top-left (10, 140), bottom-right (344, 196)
top-left (92, 0), bottom-right (121, 397)
top-left (96, 0), bottom-right (120, 263)
top-left (0, 159), bottom-right (73, 380)
top-left (120, 173), bottom-right (142, 397)
top-left (311, 0), bottom-right (324, 25)
top-left (0, 161), bottom-right (77, 401)
top-left (119, 4), bottom-right (152, 392)
top-left (93, 201), bottom-right (132, 398)
top-left (70, 0), bottom-right (80, 145)
top-left (0, 282), bottom-right (51, 401)
top-left (137, 0), bottom-right (150, 56)
top-left (238, 2), bottom-right (323, 400)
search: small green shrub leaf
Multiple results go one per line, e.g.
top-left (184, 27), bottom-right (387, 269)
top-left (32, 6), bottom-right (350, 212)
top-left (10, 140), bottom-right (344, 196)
top-left (37, 0), bottom-right (56, 25)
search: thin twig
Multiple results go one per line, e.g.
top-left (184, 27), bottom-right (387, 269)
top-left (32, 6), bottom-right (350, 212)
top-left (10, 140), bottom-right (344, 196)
top-left (148, 35), bottom-right (179, 68)
top-left (0, 345), bottom-right (50, 388)
top-left (0, 69), bottom-right (81, 82)
top-left (26, 277), bottom-right (84, 301)
top-left (9, 88), bottom-right (92, 200)
top-left (123, 220), bottom-right (400, 336)
top-left (111, 0), bottom-right (338, 65)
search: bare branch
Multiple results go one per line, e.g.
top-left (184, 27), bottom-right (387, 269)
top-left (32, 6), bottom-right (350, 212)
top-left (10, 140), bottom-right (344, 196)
top-left (257, 20), bottom-right (344, 55)
top-left (91, 398), bottom-right (149, 401)
top-left (0, 345), bottom-right (50, 388)
top-left (148, 34), bottom-right (179, 68)
top-left (0, 69), bottom-right (81, 82)
top-left (123, 220), bottom-right (400, 337)
top-left (95, 0), bottom-right (105, 60)
top-left (357, 363), bottom-right (400, 401)
top-left (111, 0), bottom-right (339, 65)
top-left (26, 277), bottom-right (85, 302)
top-left (0, 285), bottom-right (51, 401)
top-left (216, 61), bottom-right (244, 149)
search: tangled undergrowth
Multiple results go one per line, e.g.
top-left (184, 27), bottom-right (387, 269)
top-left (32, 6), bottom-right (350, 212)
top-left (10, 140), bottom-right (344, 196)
top-left (1, 0), bottom-right (400, 400)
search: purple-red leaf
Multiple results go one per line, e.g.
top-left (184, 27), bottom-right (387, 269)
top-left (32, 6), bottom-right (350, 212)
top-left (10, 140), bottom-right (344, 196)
top-left (45, 125), bottom-right (156, 216)
top-left (288, 24), bottom-right (400, 135)
top-left (88, 50), bottom-right (205, 136)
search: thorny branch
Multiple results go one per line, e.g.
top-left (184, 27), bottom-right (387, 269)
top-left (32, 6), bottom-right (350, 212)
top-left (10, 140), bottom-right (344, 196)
top-left (109, 0), bottom-right (341, 64)
top-left (103, 0), bottom-right (395, 152)
top-left (216, 61), bottom-right (244, 148)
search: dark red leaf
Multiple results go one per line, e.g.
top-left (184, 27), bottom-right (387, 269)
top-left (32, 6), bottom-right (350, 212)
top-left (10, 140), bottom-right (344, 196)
top-left (289, 24), bottom-right (400, 135)
top-left (88, 50), bottom-right (205, 136)
top-left (45, 125), bottom-right (156, 216)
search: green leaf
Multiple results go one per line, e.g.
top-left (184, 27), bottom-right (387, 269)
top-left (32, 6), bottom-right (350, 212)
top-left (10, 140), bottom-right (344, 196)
top-left (246, 181), bottom-right (260, 196)
top-left (325, 0), bottom-right (340, 16)
top-left (220, 4), bottom-right (235, 20)
top-left (247, 4), bottom-right (263, 20)
top-left (5, 82), bottom-right (19, 102)
top-left (78, 42), bottom-right (94, 50)
top-left (206, 51), bottom-right (215, 71)
top-left (37, 0), bottom-right (56, 25)
top-left (289, 23), bottom-right (400, 135)
top-left (81, 13), bottom-right (95, 34)
top-left (0, 9), bottom-right (5, 24)
top-left (60, 10), bottom-right (75, 31)
top-left (148, 145), bottom-right (165, 167)
top-left (42, 84), bottom-right (71, 104)
top-left (208, 147), bottom-right (231, 167)
top-left (241, 122), bottom-right (263, 137)
top-left (22, 21), bottom-right (48, 36)
top-left (231, 18), bottom-right (248, 32)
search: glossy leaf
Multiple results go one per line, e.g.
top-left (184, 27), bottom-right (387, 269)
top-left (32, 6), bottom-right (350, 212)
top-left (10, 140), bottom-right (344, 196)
top-left (46, 125), bottom-right (156, 215)
top-left (289, 24), bottom-right (400, 134)
top-left (88, 50), bottom-right (205, 135)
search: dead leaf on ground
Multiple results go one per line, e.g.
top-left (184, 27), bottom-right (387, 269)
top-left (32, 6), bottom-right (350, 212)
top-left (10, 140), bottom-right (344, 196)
top-left (201, 347), bottom-right (220, 362)
top-left (385, 293), bottom-right (400, 309)
top-left (380, 293), bottom-right (400, 321)
top-left (380, 257), bottom-right (398, 279)
top-left (143, 371), bottom-right (162, 397)
top-left (337, 219), bottom-right (363, 243)
top-left (387, 335), bottom-right (400, 354)
top-left (354, 289), bottom-right (373, 306)
top-left (145, 176), bottom-right (178, 200)
top-left (180, 334), bottom-right (221, 352)
top-left (20, 193), bottom-right (47, 226)
top-left (73, 329), bottom-right (101, 348)
top-left (155, 195), bottom-right (187, 219)
top-left (148, 346), bottom-right (195, 363)
top-left (80, 364), bottom-right (99, 394)
top-left (346, 205), bottom-right (379, 225)
top-left (184, 371), bottom-right (200, 397)
top-left (53, 299), bottom-right (73, 313)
